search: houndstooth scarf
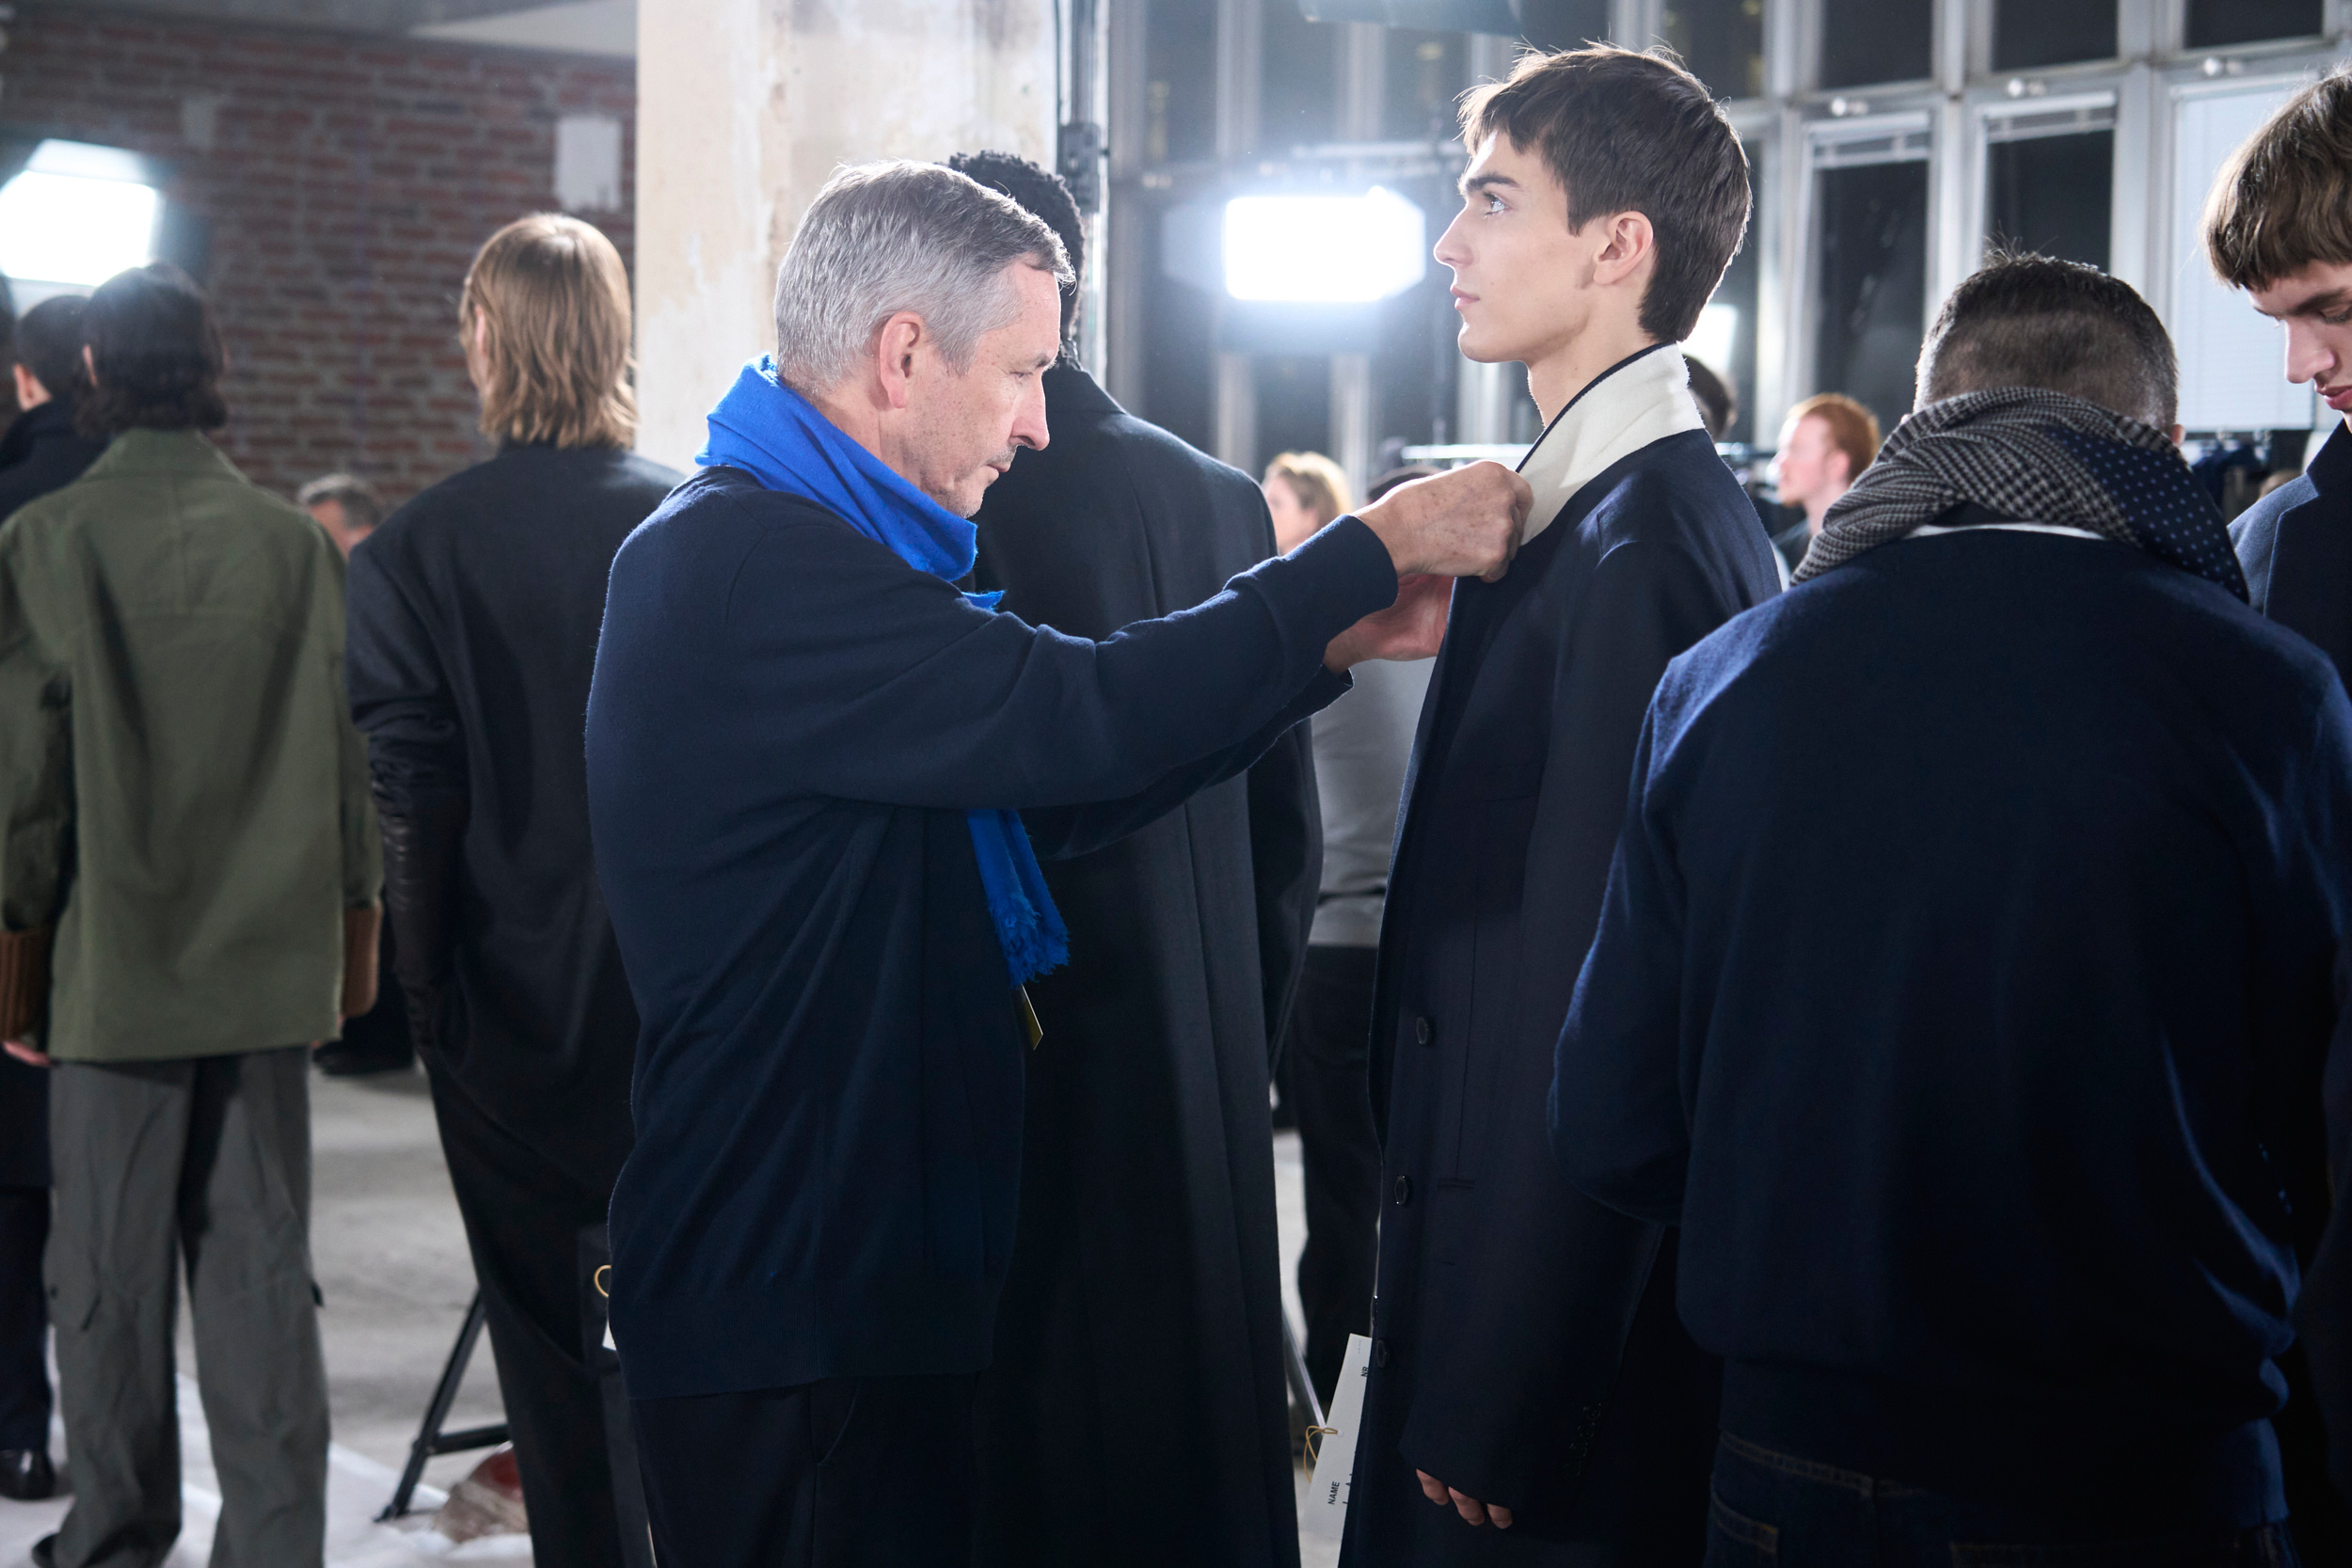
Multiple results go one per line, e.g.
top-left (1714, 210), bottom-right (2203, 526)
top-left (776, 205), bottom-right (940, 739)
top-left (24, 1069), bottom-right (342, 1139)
top-left (1793, 388), bottom-right (2248, 601)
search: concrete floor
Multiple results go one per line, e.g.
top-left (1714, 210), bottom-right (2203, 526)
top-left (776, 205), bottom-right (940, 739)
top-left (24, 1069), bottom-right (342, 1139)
top-left (1, 1065), bottom-right (1342, 1566)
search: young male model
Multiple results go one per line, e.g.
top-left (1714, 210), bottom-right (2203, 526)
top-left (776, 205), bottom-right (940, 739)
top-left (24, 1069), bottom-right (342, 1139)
top-left (1342, 44), bottom-right (1780, 1568)
top-left (2208, 65), bottom-right (2352, 1552)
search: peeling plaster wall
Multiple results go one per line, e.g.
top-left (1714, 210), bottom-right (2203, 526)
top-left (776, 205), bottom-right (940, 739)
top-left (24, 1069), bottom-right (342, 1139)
top-left (633, 0), bottom-right (1056, 470)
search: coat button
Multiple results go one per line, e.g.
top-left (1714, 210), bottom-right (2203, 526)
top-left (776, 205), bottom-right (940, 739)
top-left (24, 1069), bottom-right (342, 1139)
top-left (1393, 1176), bottom-right (1412, 1206)
top-left (1373, 1338), bottom-right (1392, 1368)
top-left (1414, 1016), bottom-right (1434, 1046)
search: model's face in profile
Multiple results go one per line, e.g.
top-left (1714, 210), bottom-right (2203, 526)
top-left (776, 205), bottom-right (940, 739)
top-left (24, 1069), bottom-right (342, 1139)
top-left (2249, 261), bottom-right (2352, 425)
top-left (1264, 476), bottom-right (1320, 554)
top-left (1434, 135), bottom-right (1591, 370)
top-left (1771, 414), bottom-right (1849, 514)
top-left (898, 263), bottom-right (1060, 517)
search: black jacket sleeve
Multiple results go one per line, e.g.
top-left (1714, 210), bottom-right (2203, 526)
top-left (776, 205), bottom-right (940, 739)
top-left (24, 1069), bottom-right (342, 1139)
top-left (1248, 721), bottom-right (1321, 1068)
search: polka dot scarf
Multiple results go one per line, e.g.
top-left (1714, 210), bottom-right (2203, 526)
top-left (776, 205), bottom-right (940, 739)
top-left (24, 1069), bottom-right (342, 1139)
top-left (1793, 387), bottom-right (2248, 601)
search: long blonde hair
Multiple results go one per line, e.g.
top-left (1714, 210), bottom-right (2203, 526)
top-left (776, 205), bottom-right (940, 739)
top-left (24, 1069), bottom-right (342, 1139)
top-left (460, 214), bottom-right (635, 450)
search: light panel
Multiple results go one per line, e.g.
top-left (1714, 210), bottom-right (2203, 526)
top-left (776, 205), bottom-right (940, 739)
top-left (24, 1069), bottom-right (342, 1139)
top-left (1685, 303), bottom-right (1739, 378)
top-left (1222, 188), bottom-right (1427, 304)
top-left (0, 169), bottom-right (159, 289)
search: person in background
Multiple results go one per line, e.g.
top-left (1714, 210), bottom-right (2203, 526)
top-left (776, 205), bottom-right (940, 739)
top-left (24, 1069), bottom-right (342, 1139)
top-left (1683, 355), bottom-right (1736, 443)
top-left (0, 262), bottom-right (379, 1568)
top-left (346, 214), bottom-right (679, 1568)
top-left (0, 297), bottom-right (107, 527)
top-left (298, 471), bottom-right (385, 559)
top-left (953, 150), bottom-right (1322, 1568)
top-left (1557, 251), bottom-right (2339, 1567)
top-left (2207, 64), bottom-right (2352, 1551)
top-left (1347, 46), bottom-right (1780, 1566)
top-left (1273, 457), bottom-right (1437, 1412)
top-left (1265, 450), bottom-right (1352, 552)
top-left (1766, 391), bottom-right (1878, 574)
top-left (298, 470), bottom-right (413, 1079)
top-left (0, 293), bottom-right (106, 1507)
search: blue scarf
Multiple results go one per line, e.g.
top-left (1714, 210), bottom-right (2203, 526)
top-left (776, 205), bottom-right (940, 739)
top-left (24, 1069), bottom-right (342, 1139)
top-left (698, 356), bottom-right (1069, 988)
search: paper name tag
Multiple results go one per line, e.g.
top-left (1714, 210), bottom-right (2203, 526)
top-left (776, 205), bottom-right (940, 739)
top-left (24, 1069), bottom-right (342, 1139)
top-left (1300, 1333), bottom-right (1372, 1539)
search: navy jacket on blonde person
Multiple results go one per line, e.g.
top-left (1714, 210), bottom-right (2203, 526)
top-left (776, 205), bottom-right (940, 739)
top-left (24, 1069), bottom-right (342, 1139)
top-left (583, 465), bottom-right (1398, 1400)
top-left (1554, 521), bottom-right (2352, 1527)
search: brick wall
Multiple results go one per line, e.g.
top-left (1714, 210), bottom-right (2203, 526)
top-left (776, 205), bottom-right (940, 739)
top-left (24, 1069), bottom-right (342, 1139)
top-left (2, 4), bottom-right (636, 506)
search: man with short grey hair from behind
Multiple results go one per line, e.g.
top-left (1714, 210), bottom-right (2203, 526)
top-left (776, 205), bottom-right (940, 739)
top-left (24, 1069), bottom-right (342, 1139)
top-left (586, 158), bottom-right (1529, 1568)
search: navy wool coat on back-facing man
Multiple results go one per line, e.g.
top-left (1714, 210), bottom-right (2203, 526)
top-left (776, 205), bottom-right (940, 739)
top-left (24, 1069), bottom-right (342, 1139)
top-left (581, 160), bottom-right (1525, 1568)
top-left (1559, 257), bottom-right (2350, 1564)
top-left (1342, 46), bottom-right (1779, 1566)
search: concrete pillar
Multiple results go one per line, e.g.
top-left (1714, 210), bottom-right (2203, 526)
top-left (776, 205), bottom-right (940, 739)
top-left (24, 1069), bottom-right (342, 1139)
top-left (633, 0), bottom-right (1058, 471)
top-left (1331, 353), bottom-right (1372, 499)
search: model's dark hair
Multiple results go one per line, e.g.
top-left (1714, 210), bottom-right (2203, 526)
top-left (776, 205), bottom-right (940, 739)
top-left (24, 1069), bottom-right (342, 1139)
top-left (10, 295), bottom-right (91, 404)
top-left (946, 150), bottom-right (1086, 342)
top-left (1460, 45), bottom-right (1751, 343)
top-left (2204, 66), bottom-right (2352, 291)
top-left (1918, 252), bottom-right (2178, 429)
top-left (76, 262), bottom-right (228, 437)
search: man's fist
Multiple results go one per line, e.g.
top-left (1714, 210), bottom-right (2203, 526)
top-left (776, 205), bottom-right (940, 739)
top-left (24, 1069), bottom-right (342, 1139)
top-left (1355, 461), bottom-right (1530, 583)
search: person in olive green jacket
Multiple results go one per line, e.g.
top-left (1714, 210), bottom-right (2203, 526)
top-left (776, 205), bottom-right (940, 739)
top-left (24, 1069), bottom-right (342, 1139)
top-left (0, 263), bottom-right (380, 1568)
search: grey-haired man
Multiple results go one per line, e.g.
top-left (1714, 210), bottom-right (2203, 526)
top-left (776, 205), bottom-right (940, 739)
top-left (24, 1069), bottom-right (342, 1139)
top-left (583, 160), bottom-right (1527, 1567)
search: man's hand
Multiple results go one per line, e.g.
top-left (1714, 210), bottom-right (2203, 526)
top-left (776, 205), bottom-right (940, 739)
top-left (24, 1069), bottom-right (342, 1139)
top-left (1355, 462), bottom-right (1531, 583)
top-left (1417, 1469), bottom-right (1514, 1530)
top-left (3, 1040), bottom-right (50, 1068)
top-left (1325, 574), bottom-right (1451, 672)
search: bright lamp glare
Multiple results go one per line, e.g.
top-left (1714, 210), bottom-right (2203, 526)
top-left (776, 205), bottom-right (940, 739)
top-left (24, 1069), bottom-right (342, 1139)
top-left (0, 172), bottom-right (159, 288)
top-left (1686, 303), bottom-right (1739, 376)
top-left (1222, 188), bottom-right (1426, 303)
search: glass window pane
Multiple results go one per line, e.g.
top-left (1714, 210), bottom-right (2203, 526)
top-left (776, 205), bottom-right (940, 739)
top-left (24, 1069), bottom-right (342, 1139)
top-left (2185, 0), bottom-right (2324, 48)
top-left (1986, 130), bottom-right (2113, 271)
top-left (1993, 0), bottom-right (2117, 71)
top-left (1813, 159), bottom-right (1930, 433)
top-left (1384, 29), bottom-right (1467, 143)
top-left (1262, 7), bottom-right (1339, 151)
top-left (1820, 0), bottom-right (1931, 87)
top-left (1516, 0), bottom-right (1612, 52)
top-left (1661, 0), bottom-right (1767, 101)
top-left (1691, 145), bottom-right (1762, 445)
top-left (1144, 1), bottom-right (1216, 164)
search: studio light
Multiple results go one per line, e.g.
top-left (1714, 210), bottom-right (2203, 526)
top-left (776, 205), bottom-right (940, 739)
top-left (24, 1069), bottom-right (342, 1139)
top-left (1221, 188), bottom-right (1427, 304)
top-left (0, 141), bottom-right (161, 290)
top-left (1686, 303), bottom-right (1739, 376)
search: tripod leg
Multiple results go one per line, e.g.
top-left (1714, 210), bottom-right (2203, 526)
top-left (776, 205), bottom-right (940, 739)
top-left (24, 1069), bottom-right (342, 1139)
top-left (378, 1290), bottom-right (493, 1521)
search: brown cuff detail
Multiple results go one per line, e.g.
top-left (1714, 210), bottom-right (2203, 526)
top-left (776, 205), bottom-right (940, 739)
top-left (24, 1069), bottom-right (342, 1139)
top-left (0, 927), bottom-right (52, 1040)
top-left (342, 903), bottom-right (381, 1021)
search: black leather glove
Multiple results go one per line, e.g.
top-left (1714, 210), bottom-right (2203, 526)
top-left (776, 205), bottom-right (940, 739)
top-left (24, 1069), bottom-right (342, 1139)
top-left (378, 790), bottom-right (467, 1059)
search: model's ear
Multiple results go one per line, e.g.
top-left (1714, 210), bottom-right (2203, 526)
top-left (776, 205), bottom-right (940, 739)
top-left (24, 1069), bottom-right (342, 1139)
top-left (1590, 210), bottom-right (1657, 290)
top-left (2169, 423), bottom-right (2186, 447)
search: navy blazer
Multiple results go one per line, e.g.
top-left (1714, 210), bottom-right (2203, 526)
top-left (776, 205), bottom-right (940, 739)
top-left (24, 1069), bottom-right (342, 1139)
top-left (2237, 423), bottom-right (2352, 691)
top-left (1343, 421), bottom-right (1781, 1560)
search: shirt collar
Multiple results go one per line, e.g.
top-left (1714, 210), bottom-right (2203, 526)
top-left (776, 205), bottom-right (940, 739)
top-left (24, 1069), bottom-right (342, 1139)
top-left (1517, 343), bottom-right (1705, 543)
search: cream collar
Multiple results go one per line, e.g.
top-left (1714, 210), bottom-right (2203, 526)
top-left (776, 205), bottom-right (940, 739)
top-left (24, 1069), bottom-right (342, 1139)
top-left (1518, 344), bottom-right (1705, 544)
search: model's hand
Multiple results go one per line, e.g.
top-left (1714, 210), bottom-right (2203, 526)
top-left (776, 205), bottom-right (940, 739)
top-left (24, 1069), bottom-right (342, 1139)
top-left (1356, 462), bottom-right (1530, 583)
top-left (1325, 574), bottom-right (1450, 672)
top-left (1417, 1469), bottom-right (1513, 1529)
top-left (3, 1039), bottom-right (50, 1068)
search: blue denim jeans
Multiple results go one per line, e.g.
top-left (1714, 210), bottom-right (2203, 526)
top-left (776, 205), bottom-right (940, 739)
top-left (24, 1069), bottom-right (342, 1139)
top-left (1707, 1432), bottom-right (2301, 1567)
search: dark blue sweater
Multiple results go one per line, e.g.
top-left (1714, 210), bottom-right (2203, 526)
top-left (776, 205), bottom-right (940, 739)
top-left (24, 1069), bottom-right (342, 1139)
top-left (584, 466), bottom-right (1396, 1399)
top-left (1553, 525), bottom-right (2352, 1526)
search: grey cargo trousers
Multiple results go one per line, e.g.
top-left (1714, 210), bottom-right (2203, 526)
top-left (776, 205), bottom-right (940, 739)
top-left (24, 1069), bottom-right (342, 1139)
top-left (45, 1046), bottom-right (327, 1568)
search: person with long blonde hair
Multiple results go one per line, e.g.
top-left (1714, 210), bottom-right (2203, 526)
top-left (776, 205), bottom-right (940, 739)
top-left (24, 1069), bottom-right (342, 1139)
top-left (344, 214), bottom-right (681, 1568)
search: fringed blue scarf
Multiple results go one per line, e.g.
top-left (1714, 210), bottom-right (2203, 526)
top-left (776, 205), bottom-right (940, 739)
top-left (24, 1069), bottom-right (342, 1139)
top-left (697, 356), bottom-right (1069, 987)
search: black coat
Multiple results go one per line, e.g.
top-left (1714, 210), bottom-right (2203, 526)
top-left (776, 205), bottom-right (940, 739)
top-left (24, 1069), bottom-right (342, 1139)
top-left (0, 399), bottom-right (104, 1188)
top-left (967, 365), bottom-right (1314, 1568)
top-left (1343, 421), bottom-right (1780, 1564)
top-left (346, 444), bottom-right (681, 1191)
top-left (2233, 424), bottom-right (2352, 1544)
